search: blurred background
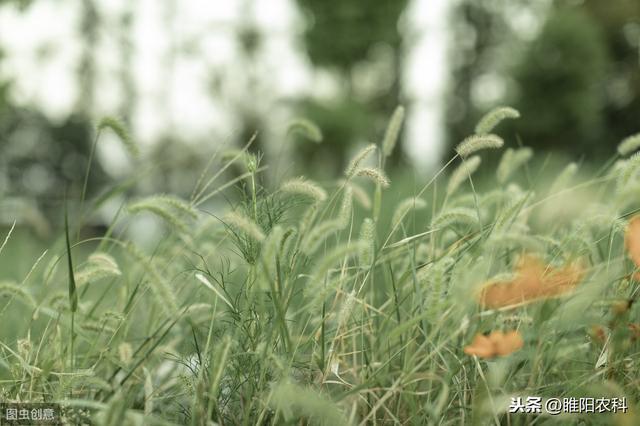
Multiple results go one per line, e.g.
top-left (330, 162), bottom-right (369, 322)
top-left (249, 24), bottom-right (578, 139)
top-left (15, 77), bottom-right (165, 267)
top-left (0, 0), bottom-right (639, 243)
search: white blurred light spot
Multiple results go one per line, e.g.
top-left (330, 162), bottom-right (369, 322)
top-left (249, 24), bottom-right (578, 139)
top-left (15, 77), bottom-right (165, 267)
top-left (472, 73), bottom-right (507, 108)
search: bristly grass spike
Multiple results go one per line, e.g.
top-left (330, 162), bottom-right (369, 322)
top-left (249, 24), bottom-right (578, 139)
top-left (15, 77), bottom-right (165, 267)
top-left (455, 134), bottom-right (504, 158)
top-left (475, 106), bottom-right (520, 135)
top-left (382, 105), bottom-right (405, 158)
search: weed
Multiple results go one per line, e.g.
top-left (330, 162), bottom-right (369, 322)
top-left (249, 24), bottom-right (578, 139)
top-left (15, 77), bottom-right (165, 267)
top-left (1, 107), bottom-right (639, 425)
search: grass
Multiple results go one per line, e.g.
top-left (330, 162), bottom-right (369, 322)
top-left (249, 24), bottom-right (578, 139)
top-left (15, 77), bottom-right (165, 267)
top-left (1, 109), bottom-right (640, 425)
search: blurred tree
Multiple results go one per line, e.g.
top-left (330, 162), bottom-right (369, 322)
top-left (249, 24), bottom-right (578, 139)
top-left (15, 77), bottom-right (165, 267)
top-left (0, 0), bottom-right (106, 230)
top-left (77, 0), bottom-right (99, 114)
top-left (145, 137), bottom-right (210, 197)
top-left (512, 8), bottom-right (608, 156)
top-left (0, 107), bottom-right (108, 234)
top-left (294, 98), bottom-right (371, 178)
top-left (0, 53), bottom-right (10, 112)
top-left (581, 0), bottom-right (640, 150)
top-left (446, 0), bottom-right (640, 160)
top-left (296, 0), bottom-right (407, 72)
top-left (204, 0), bottom-right (269, 160)
top-left (444, 0), bottom-right (529, 154)
top-left (233, 0), bottom-right (268, 157)
top-left (294, 0), bottom-right (409, 170)
top-left (118, 2), bottom-right (136, 126)
top-left (0, 0), bottom-right (32, 8)
top-left (0, 110), bottom-right (107, 200)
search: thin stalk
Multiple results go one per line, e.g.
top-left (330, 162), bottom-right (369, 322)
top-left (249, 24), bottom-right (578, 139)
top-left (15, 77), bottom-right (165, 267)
top-left (78, 129), bottom-right (101, 240)
top-left (251, 172), bottom-right (258, 223)
top-left (320, 297), bottom-right (326, 372)
top-left (64, 203), bottom-right (78, 373)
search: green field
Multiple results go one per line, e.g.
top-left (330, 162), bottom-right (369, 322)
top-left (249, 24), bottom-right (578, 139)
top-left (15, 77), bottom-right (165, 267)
top-left (1, 109), bottom-right (640, 425)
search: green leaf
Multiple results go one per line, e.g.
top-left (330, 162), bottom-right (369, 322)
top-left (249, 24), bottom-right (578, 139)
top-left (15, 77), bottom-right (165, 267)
top-left (65, 204), bottom-right (78, 313)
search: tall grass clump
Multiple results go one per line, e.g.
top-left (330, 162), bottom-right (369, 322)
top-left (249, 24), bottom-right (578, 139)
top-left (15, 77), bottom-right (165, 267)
top-left (1, 105), bottom-right (640, 426)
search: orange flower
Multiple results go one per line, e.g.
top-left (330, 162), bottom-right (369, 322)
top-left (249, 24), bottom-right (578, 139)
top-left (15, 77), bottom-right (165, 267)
top-left (612, 300), bottom-right (632, 316)
top-left (477, 255), bottom-right (584, 309)
top-left (628, 323), bottom-right (640, 341)
top-left (464, 330), bottom-right (523, 358)
top-left (463, 334), bottom-right (495, 358)
top-left (624, 215), bottom-right (640, 280)
top-left (590, 325), bottom-right (607, 344)
top-left (491, 330), bottom-right (525, 356)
